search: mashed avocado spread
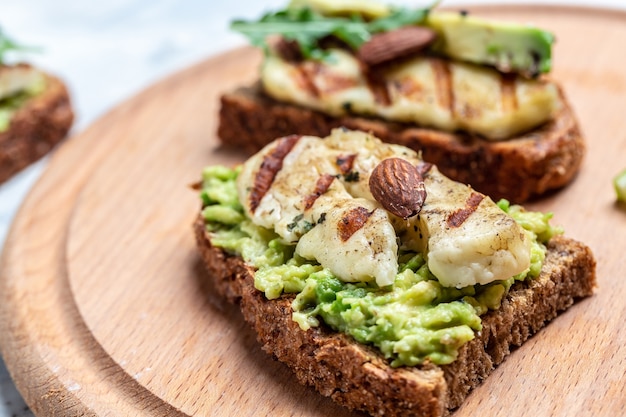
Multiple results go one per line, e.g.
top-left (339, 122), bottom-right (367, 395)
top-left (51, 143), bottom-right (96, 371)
top-left (0, 75), bottom-right (46, 132)
top-left (200, 165), bottom-right (561, 366)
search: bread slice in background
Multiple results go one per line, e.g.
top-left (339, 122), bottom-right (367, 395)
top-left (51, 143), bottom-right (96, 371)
top-left (0, 68), bottom-right (74, 184)
top-left (217, 84), bottom-right (584, 203)
top-left (194, 214), bottom-right (596, 417)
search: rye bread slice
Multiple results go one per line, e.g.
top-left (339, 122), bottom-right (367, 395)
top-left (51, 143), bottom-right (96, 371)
top-left (217, 84), bottom-right (584, 203)
top-left (193, 214), bottom-right (596, 417)
top-left (0, 71), bottom-right (74, 184)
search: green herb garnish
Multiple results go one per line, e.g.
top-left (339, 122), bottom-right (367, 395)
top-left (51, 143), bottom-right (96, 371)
top-left (230, 5), bottom-right (432, 60)
top-left (343, 171), bottom-right (360, 182)
top-left (614, 169), bottom-right (626, 203)
top-left (0, 27), bottom-right (39, 63)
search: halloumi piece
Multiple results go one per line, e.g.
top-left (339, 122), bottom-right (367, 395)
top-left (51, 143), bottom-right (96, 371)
top-left (417, 168), bottom-right (531, 288)
top-left (237, 129), bottom-right (531, 288)
top-left (261, 49), bottom-right (561, 140)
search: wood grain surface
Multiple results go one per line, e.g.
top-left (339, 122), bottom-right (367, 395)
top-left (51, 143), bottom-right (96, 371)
top-left (1, 5), bottom-right (625, 417)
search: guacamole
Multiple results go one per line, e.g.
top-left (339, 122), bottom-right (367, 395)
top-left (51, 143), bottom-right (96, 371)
top-left (0, 74), bottom-right (46, 132)
top-left (200, 165), bottom-right (562, 366)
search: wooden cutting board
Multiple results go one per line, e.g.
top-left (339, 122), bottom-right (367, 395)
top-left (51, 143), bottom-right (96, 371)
top-left (1, 5), bottom-right (625, 417)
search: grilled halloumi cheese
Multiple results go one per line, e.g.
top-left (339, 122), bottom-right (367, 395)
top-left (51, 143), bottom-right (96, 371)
top-left (261, 49), bottom-right (561, 140)
top-left (398, 169), bottom-right (532, 288)
top-left (237, 129), bottom-right (531, 288)
top-left (0, 64), bottom-right (43, 101)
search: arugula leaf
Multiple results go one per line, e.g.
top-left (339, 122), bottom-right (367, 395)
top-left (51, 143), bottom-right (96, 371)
top-left (368, 7), bottom-right (429, 32)
top-left (230, 6), bottom-right (430, 59)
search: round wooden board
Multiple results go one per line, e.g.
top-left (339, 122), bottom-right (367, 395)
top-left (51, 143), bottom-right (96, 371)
top-left (1, 5), bottom-right (625, 417)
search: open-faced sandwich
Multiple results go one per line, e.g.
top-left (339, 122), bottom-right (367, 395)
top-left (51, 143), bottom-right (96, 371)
top-left (218, 0), bottom-right (585, 202)
top-left (194, 129), bottom-right (596, 417)
top-left (0, 27), bottom-right (73, 184)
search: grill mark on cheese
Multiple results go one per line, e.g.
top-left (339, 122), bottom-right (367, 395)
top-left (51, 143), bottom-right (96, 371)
top-left (336, 153), bottom-right (357, 174)
top-left (303, 174), bottom-right (336, 210)
top-left (338, 206), bottom-right (374, 241)
top-left (366, 70), bottom-right (392, 106)
top-left (297, 62), bottom-right (359, 97)
top-left (446, 192), bottom-right (485, 228)
top-left (249, 135), bottom-right (301, 213)
top-left (446, 192), bottom-right (485, 227)
top-left (500, 73), bottom-right (518, 113)
top-left (393, 77), bottom-right (425, 101)
top-left (318, 70), bottom-right (360, 94)
top-left (430, 58), bottom-right (454, 116)
top-left (295, 65), bottom-right (321, 98)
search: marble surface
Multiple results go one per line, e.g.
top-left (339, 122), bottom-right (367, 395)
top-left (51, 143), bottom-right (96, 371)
top-left (0, 0), bottom-right (623, 415)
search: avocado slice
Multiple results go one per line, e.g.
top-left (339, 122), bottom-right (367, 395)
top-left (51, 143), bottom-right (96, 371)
top-left (426, 11), bottom-right (554, 78)
top-left (288, 0), bottom-right (391, 19)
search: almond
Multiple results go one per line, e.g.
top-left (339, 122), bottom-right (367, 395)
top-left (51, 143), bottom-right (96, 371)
top-left (272, 37), bottom-right (303, 62)
top-left (358, 26), bottom-right (437, 67)
top-left (368, 157), bottom-right (426, 219)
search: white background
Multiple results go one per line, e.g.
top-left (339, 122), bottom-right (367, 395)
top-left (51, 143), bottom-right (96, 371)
top-left (0, 1), bottom-right (624, 415)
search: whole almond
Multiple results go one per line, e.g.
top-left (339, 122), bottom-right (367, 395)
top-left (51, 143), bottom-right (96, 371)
top-left (358, 26), bottom-right (437, 67)
top-left (369, 158), bottom-right (427, 219)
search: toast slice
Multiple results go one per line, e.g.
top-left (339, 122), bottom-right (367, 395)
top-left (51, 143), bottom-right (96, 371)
top-left (217, 84), bottom-right (584, 203)
top-left (194, 216), bottom-right (596, 417)
top-left (0, 68), bottom-right (74, 184)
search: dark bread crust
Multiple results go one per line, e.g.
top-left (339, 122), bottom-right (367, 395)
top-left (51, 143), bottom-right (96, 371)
top-left (0, 71), bottom-right (74, 184)
top-left (194, 215), bottom-right (596, 417)
top-left (217, 85), bottom-right (584, 203)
